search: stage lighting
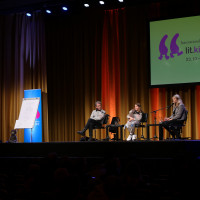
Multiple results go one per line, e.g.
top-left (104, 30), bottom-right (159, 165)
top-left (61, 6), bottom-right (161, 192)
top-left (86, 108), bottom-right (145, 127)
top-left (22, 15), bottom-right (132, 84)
top-left (62, 6), bottom-right (68, 11)
top-left (99, 1), bottom-right (104, 5)
top-left (46, 9), bottom-right (51, 14)
top-left (84, 3), bottom-right (89, 7)
top-left (26, 12), bottom-right (31, 17)
top-left (118, 0), bottom-right (123, 2)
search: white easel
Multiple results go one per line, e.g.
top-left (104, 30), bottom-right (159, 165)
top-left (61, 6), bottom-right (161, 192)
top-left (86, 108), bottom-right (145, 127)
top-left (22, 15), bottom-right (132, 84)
top-left (14, 98), bottom-right (40, 142)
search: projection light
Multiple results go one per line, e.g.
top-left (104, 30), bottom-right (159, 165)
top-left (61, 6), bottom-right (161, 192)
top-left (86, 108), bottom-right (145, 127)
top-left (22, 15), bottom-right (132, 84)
top-left (62, 6), bottom-right (68, 11)
top-left (84, 3), bottom-right (89, 7)
top-left (26, 13), bottom-right (31, 17)
top-left (46, 10), bottom-right (51, 14)
top-left (99, 1), bottom-right (104, 5)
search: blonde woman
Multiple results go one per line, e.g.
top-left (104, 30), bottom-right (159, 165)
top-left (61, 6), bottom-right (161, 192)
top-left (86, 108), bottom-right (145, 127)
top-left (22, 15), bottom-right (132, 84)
top-left (125, 103), bottom-right (143, 141)
top-left (159, 94), bottom-right (187, 139)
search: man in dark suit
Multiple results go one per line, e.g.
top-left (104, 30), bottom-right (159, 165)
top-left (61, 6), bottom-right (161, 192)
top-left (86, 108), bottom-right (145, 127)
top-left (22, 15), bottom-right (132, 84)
top-left (159, 94), bottom-right (187, 139)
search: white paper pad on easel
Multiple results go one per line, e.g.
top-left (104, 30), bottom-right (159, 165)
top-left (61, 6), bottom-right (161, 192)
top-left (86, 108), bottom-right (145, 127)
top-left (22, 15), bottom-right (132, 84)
top-left (14, 98), bottom-right (40, 129)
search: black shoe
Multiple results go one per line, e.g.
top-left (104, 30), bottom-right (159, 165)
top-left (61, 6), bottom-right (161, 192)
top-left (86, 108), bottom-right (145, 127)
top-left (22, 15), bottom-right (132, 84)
top-left (77, 131), bottom-right (85, 136)
top-left (80, 136), bottom-right (89, 141)
top-left (88, 137), bottom-right (95, 142)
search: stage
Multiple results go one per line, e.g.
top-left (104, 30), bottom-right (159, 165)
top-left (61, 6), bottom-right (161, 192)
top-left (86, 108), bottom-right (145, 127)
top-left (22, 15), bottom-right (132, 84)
top-left (1, 139), bottom-right (200, 200)
top-left (1, 139), bottom-right (200, 159)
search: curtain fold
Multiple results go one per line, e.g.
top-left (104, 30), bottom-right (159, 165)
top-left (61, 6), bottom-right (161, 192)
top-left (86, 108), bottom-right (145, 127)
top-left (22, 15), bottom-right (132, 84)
top-left (0, 13), bottom-right (47, 142)
top-left (46, 11), bottom-right (104, 141)
top-left (46, 5), bottom-right (200, 141)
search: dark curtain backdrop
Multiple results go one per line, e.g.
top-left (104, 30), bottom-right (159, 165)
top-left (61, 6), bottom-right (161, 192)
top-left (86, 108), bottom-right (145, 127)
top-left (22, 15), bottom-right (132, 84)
top-left (46, 2), bottom-right (200, 141)
top-left (45, 6), bottom-right (150, 141)
top-left (46, 9), bottom-right (104, 141)
top-left (1, 2), bottom-right (200, 142)
top-left (0, 13), bottom-right (48, 143)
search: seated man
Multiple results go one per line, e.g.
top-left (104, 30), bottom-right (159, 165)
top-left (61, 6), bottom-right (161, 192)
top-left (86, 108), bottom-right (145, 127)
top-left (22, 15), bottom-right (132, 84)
top-left (77, 101), bottom-right (106, 141)
top-left (159, 94), bottom-right (187, 139)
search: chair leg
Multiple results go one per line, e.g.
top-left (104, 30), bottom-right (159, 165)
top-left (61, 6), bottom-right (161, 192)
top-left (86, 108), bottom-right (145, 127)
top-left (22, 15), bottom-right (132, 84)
top-left (116, 129), bottom-right (119, 141)
top-left (140, 127), bottom-right (145, 139)
top-left (120, 126), bottom-right (123, 141)
top-left (124, 129), bottom-right (126, 141)
top-left (136, 128), bottom-right (139, 139)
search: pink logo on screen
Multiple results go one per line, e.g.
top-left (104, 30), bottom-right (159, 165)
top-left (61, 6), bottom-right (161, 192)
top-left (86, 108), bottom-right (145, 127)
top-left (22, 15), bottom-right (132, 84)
top-left (36, 110), bottom-right (40, 119)
top-left (158, 33), bottom-right (183, 60)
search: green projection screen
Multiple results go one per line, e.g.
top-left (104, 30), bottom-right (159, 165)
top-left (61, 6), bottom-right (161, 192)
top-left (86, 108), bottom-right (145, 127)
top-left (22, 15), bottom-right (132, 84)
top-left (150, 15), bottom-right (200, 86)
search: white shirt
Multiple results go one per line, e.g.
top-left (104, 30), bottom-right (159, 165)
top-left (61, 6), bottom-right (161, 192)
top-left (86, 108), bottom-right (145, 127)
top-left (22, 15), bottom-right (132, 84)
top-left (90, 109), bottom-right (106, 121)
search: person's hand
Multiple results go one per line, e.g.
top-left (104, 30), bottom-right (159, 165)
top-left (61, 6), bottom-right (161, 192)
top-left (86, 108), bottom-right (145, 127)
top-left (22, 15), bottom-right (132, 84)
top-left (129, 117), bottom-right (135, 122)
top-left (164, 117), bottom-right (170, 121)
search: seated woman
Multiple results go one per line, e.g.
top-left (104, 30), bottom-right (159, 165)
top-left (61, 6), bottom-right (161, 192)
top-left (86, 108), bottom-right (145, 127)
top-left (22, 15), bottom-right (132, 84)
top-left (125, 103), bottom-right (143, 141)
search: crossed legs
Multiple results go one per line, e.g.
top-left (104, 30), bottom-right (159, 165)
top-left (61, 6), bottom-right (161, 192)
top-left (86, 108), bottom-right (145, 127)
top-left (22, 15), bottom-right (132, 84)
top-left (78, 118), bottom-right (102, 138)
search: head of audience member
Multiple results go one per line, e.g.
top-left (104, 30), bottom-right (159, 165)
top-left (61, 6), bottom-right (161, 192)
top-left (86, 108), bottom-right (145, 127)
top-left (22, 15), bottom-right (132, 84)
top-left (95, 101), bottom-right (102, 111)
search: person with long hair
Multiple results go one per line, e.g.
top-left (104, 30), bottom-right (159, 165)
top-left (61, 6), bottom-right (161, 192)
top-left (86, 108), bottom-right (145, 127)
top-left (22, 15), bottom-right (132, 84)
top-left (125, 103), bottom-right (143, 141)
top-left (159, 94), bottom-right (187, 139)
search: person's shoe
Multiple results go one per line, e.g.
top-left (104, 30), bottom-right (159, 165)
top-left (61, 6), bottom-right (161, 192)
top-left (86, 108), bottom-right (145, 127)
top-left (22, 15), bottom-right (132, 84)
top-left (88, 137), bottom-right (94, 142)
top-left (80, 136), bottom-right (87, 141)
top-left (77, 130), bottom-right (85, 136)
top-left (132, 134), bottom-right (137, 141)
top-left (127, 134), bottom-right (133, 141)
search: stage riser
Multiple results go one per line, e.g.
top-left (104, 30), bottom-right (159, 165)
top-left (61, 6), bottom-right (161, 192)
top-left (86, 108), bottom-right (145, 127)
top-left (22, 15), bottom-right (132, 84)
top-left (1, 141), bottom-right (200, 158)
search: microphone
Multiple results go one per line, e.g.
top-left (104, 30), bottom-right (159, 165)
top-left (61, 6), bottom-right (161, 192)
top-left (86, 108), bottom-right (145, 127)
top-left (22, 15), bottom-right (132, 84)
top-left (167, 103), bottom-right (174, 109)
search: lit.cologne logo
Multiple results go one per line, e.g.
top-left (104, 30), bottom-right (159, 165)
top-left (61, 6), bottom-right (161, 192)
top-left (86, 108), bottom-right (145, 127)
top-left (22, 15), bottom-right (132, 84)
top-left (158, 33), bottom-right (183, 60)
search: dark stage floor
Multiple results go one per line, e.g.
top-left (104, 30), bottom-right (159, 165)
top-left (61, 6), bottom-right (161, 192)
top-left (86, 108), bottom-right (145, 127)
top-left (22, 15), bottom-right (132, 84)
top-left (1, 139), bottom-right (200, 158)
top-left (1, 140), bottom-right (200, 199)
